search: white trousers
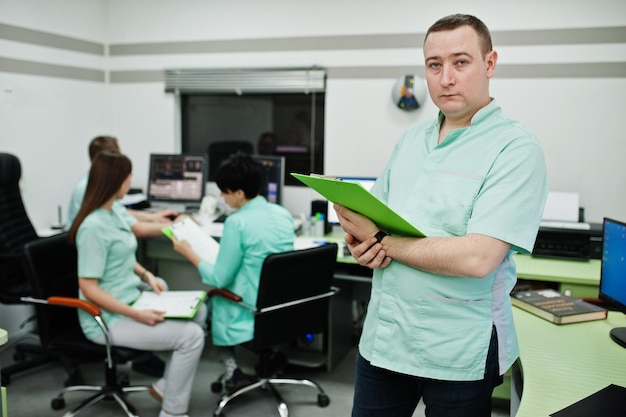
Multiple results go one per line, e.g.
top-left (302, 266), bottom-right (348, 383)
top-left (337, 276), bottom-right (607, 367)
top-left (95, 301), bottom-right (207, 415)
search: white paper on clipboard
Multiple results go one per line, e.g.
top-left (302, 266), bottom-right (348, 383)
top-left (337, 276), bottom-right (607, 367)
top-left (170, 217), bottom-right (220, 263)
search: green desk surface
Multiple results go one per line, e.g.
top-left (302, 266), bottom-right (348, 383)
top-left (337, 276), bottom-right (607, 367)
top-left (321, 233), bottom-right (602, 285)
top-left (513, 254), bottom-right (600, 286)
top-left (513, 309), bottom-right (626, 417)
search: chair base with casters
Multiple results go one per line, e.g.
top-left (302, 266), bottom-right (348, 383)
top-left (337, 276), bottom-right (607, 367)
top-left (206, 244), bottom-right (339, 417)
top-left (22, 296), bottom-right (150, 417)
top-left (211, 370), bottom-right (330, 417)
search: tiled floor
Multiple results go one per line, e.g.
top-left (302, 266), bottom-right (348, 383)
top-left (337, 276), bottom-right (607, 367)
top-left (1, 340), bottom-right (510, 417)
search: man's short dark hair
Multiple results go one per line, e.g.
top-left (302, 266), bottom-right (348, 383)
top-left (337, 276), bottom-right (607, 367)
top-left (425, 14), bottom-right (493, 57)
top-left (215, 153), bottom-right (263, 199)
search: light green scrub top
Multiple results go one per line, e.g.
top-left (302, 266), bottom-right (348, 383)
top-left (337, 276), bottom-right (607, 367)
top-left (360, 100), bottom-right (548, 381)
top-left (198, 196), bottom-right (295, 346)
top-left (66, 173), bottom-right (136, 230)
top-left (76, 207), bottom-right (142, 340)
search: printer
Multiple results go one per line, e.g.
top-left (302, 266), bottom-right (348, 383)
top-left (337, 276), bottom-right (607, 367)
top-left (532, 192), bottom-right (602, 260)
top-left (532, 221), bottom-right (602, 260)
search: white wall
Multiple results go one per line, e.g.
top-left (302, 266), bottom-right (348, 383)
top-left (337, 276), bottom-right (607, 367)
top-left (1, 0), bottom-right (625, 231)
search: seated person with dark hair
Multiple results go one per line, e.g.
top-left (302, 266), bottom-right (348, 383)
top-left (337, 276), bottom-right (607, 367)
top-left (172, 153), bottom-right (295, 392)
top-left (257, 132), bottom-right (277, 155)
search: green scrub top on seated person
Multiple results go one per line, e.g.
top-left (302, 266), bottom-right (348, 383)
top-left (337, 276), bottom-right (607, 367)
top-left (198, 196), bottom-right (295, 347)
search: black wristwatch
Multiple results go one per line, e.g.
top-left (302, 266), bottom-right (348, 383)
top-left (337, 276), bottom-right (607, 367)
top-left (374, 230), bottom-right (390, 243)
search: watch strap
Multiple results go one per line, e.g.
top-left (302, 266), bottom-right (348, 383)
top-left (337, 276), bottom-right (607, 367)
top-left (374, 230), bottom-right (390, 243)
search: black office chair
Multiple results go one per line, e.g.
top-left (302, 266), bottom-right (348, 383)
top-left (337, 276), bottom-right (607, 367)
top-left (208, 243), bottom-right (339, 417)
top-left (208, 140), bottom-right (254, 180)
top-left (0, 152), bottom-right (52, 385)
top-left (21, 232), bottom-right (150, 416)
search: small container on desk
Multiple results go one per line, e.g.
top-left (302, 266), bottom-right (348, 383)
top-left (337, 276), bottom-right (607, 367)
top-left (1, 328), bottom-right (8, 417)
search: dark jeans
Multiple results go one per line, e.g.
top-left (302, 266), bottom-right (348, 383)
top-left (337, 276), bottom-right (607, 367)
top-left (352, 327), bottom-right (502, 417)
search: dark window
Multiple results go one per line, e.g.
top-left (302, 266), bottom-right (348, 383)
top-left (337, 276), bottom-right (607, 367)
top-left (181, 93), bottom-right (324, 185)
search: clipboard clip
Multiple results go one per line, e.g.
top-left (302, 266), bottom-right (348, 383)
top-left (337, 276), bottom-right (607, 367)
top-left (310, 173), bottom-right (341, 180)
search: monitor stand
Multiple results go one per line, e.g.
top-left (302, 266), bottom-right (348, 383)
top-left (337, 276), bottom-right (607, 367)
top-left (609, 327), bottom-right (626, 348)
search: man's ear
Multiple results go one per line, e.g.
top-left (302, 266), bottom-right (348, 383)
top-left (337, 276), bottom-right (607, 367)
top-left (486, 50), bottom-right (498, 78)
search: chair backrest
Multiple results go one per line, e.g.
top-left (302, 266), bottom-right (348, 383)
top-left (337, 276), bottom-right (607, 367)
top-left (207, 140), bottom-right (254, 180)
top-left (21, 233), bottom-right (88, 348)
top-left (252, 243), bottom-right (338, 351)
top-left (0, 153), bottom-right (38, 302)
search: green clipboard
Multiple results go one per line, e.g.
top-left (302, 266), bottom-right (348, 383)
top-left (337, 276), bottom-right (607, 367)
top-left (291, 173), bottom-right (425, 237)
top-left (131, 290), bottom-right (207, 319)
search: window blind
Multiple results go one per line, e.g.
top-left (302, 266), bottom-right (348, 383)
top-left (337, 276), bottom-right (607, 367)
top-left (164, 67), bottom-right (326, 94)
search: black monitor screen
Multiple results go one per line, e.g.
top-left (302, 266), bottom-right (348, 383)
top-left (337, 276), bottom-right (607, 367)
top-left (327, 177), bottom-right (377, 224)
top-left (252, 154), bottom-right (284, 205)
top-left (147, 153), bottom-right (207, 206)
top-left (599, 217), bottom-right (626, 347)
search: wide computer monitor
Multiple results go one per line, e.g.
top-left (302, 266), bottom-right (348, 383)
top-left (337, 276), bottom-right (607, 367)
top-left (147, 153), bottom-right (207, 211)
top-left (327, 177), bottom-right (377, 224)
top-left (599, 217), bottom-right (626, 348)
top-left (252, 154), bottom-right (285, 205)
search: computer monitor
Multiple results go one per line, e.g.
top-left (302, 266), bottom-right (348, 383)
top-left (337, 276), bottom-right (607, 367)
top-left (252, 154), bottom-right (285, 205)
top-left (147, 153), bottom-right (207, 211)
top-left (327, 177), bottom-right (377, 224)
top-left (599, 217), bottom-right (626, 348)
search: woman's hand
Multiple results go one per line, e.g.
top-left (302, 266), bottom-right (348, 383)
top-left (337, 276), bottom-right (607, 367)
top-left (143, 272), bottom-right (165, 294)
top-left (132, 309), bottom-right (166, 326)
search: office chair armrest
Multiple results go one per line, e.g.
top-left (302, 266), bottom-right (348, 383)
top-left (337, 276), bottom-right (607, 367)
top-left (208, 288), bottom-right (243, 302)
top-left (208, 288), bottom-right (257, 311)
top-left (256, 287), bottom-right (339, 315)
top-left (21, 296), bottom-right (102, 317)
top-left (48, 296), bottom-right (102, 317)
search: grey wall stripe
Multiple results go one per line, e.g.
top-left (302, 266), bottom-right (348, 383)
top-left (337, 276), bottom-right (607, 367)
top-left (1, 21), bottom-right (624, 56)
top-left (0, 23), bottom-right (104, 55)
top-left (108, 26), bottom-right (626, 56)
top-left (109, 34), bottom-right (425, 55)
top-left (0, 57), bottom-right (105, 82)
top-left (110, 70), bottom-right (164, 83)
top-left (1, 21), bottom-right (625, 83)
top-left (492, 27), bottom-right (626, 46)
top-left (327, 63), bottom-right (626, 79)
top-left (108, 63), bottom-right (626, 84)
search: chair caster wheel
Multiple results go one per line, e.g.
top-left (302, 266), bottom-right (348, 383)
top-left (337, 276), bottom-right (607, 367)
top-left (211, 381), bottom-right (223, 393)
top-left (51, 397), bottom-right (66, 410)
top-left (317, 393), bottom-right (330, 407)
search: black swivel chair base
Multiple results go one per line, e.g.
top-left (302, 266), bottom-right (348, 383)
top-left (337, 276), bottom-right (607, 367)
top-left (212, 376), bottom-right (330, 417)
top-left (0, 345), bottom-right (53, 385)
top-left (50, 361), bottom-right (149, 417)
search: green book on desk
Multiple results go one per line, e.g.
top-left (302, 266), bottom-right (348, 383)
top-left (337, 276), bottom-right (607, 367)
top-left (291, 173), bottom-right (425, 237)
top-left (512, 289), bottom-right (607, 324)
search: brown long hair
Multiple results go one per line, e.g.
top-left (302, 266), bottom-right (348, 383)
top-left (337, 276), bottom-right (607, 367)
top-left (68, 151), bottom-right (132, 244)
top-left (88, 135), bottom-right (120, 162)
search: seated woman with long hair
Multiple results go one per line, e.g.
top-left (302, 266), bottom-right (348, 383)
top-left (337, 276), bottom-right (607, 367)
top-left (68, 151), bottom-right (206, 417)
